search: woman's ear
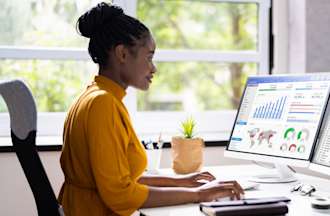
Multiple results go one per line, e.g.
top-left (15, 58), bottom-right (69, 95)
top-left (114, 44), bottom-right (127, 63)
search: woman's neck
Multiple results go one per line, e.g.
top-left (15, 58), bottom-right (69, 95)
top-left (99, 67), bottom-right (128, 90)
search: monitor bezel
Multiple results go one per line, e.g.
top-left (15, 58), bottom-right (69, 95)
top-left (225, 73), bottom-right (330, 167)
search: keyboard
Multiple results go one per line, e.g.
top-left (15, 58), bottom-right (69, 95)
top-left (239, 181), bottom-right (260, 191)
top-left (198, 179), bottom-right (259, 191)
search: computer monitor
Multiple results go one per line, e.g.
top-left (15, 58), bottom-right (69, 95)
top-left (309, 94), bottom-right (330, 176)
top-left (224, 73), bottom-right (330, 183)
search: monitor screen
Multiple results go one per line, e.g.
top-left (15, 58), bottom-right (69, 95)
top-left (310, 96), bottom-right (330, 175)
top-left (227, 74), bottom-right (330, 161)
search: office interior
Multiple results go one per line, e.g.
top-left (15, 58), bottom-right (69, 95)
top-left (1, 0), bottom-right (330, 215)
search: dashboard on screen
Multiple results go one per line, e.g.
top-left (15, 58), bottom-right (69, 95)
top-left (227, 75), bottom-right (330, 161)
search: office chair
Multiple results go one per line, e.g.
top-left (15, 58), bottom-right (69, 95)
top-left (0, 80), bottom-right (64, 216)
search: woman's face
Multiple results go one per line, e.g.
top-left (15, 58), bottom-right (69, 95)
top-left (121, 35), bottom-right (157, 90)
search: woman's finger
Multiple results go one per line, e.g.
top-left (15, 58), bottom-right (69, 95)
top-left (218, 181), bottom-right (244, 194)
top-left (199, 171), bottom-right (216, 179)
top-left (232, 181), bottom-right (244, 194)
top-left (195, 173), bottom-right (215, 181)
top-left (223, 185), bottom-right (241, 200)
top-left (217, 189), bottom-right (235, 200)
top-left (230, 190), bottom-right (235, 200)
top-left (233, 188), bottom-right (241, 200)
top-left (216, 183), bottom-right (243, 199)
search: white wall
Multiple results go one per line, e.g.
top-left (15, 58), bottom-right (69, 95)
top-left (273, 0), bottom-right (330, 74)
top-left (306, 0), bottom-right (330, 72)
top-left (272, 0), bottom-right (289, 74)
top-left (0, 146), bottom-right (329, 216)
top-left (0, 151), bottom-right (63, 216)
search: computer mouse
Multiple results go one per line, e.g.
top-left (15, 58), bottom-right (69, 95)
top-left (239, 181), bottom-right (260, 191)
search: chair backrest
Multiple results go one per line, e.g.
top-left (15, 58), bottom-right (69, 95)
top-left (0, 80), bottom-right (63, 216)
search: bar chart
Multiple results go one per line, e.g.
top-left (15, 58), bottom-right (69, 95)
top-left (252, 96), bottom-right (287, 120)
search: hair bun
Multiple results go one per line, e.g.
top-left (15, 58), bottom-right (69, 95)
top-left (104, 4), bottom-right (124, 19)
top-left (77, 2), bottom-right (124, 38)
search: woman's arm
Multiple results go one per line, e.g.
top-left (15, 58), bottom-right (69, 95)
top-left (138, 171), bottom-right (216, 187)
top-left (141, 180), bottom-right (244, 208)
top-left (138, 175), bottom-right (184, 187)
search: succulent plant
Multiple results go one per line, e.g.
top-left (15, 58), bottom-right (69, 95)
top-left (181, 117), bottom-right (196, 139)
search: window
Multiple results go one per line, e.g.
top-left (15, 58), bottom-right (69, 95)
top-left (0, 0), bottom-right (271, 146)
top-left (121, 0), bottom-right (271, 141)
top-left (0, 0), bottom-right (97, 143)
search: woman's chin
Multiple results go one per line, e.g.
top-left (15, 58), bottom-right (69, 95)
top-left (133, 83), bottom-right (150, 91)
top-left (141, 85), bottom-right (150, 91)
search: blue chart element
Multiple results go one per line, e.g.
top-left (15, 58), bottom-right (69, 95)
top-left (253, 96), bottom-right (287, 119)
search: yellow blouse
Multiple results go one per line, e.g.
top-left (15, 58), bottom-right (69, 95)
top-left (58, 75), bottom-right (149, 216)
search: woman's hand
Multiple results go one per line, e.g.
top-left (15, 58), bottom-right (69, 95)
top-left (176, 171), bottom-right (216, 187)
top-left (195, 180), bottom-right (244, 202)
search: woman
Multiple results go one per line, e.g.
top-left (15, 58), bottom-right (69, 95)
top-left (58, 2), bottom-right (244, 216)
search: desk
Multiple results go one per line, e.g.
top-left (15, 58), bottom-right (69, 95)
top-left (139, 165), bottom-right (330, 216)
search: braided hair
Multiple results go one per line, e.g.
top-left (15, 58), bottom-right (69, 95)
top-left (77, 2), bottom-right (150, 67)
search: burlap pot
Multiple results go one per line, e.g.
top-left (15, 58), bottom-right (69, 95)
top-left (171, 136), bottom-right (204, 174)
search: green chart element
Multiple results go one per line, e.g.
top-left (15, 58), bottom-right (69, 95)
top-left (284, 128), bottom-right (295, 139)
top-left (297, 129), bottom-right (309, 140)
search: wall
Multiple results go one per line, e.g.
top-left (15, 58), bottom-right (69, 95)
top-left (273, 0), bottom-right (330, 73)
top-left (306, 0), bottom-right (330, 72)
top-left (288, 0), bottom-right (306, 73)
top-left (0, 146), bottom-right (329, 216)
top-left (0, 151), bottom-right (63, 216)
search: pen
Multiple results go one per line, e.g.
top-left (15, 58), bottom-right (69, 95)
top-left (142, 140), bottom-right (154, 150)
top-left (146, 140), bottom-right (154, 150)
top-left (156, 132), bottom-right (164, 149)
top-left (141, 140), bottom-right (146, 149)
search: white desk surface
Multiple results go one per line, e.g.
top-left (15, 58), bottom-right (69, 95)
top-left (139, 165), bottom-right (330, 216)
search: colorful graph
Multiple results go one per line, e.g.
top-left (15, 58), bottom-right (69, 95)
top-left (252, 96), bottom-right (287, 120)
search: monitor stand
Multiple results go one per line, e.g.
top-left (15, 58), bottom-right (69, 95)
top-left (249, 163), bottom-right (297, 183)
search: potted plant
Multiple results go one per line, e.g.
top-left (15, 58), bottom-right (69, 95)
top-left (171, 117), bottom-right (204, 174)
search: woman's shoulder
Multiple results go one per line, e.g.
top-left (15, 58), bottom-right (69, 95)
top-left (84, 87), bottom-right (125, 110)
top-left (84, 88), bottom-right (114, 106)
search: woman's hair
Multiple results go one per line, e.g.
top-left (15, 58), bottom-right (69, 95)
top-left (77, 2), bottom-right (150, 67)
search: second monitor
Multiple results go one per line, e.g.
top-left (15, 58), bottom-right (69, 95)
top-left (309, 91), bottom-right (330, 176)
top-left (225, 73), bottom-right (330, 183)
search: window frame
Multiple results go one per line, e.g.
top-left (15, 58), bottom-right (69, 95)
top-left (0, 0), bottom-right (271, 144)
top-left (118, 0), bottom-right (271, 142)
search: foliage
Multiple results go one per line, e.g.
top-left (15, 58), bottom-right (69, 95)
top-left (0, 0), bottom-right (30, 45)
top-left (181, 117), bottom-right (196, 139)
top-left (137, 0), bottom-right (257, 111)
top-left (0, 0), bottom-right (97, 112)
top-left (0, 60), bottom-right (96, 112)
top-left (0, 0), bottom-right (258, 113)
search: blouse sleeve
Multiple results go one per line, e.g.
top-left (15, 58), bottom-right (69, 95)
top-left (87, 95), bottom-right (149, 216)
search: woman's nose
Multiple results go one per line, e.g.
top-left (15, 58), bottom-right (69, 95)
top-left (152, 63), bottom-right (157, 74)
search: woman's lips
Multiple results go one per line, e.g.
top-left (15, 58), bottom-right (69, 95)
top-left (146, 75), bottom-right (153, 83)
